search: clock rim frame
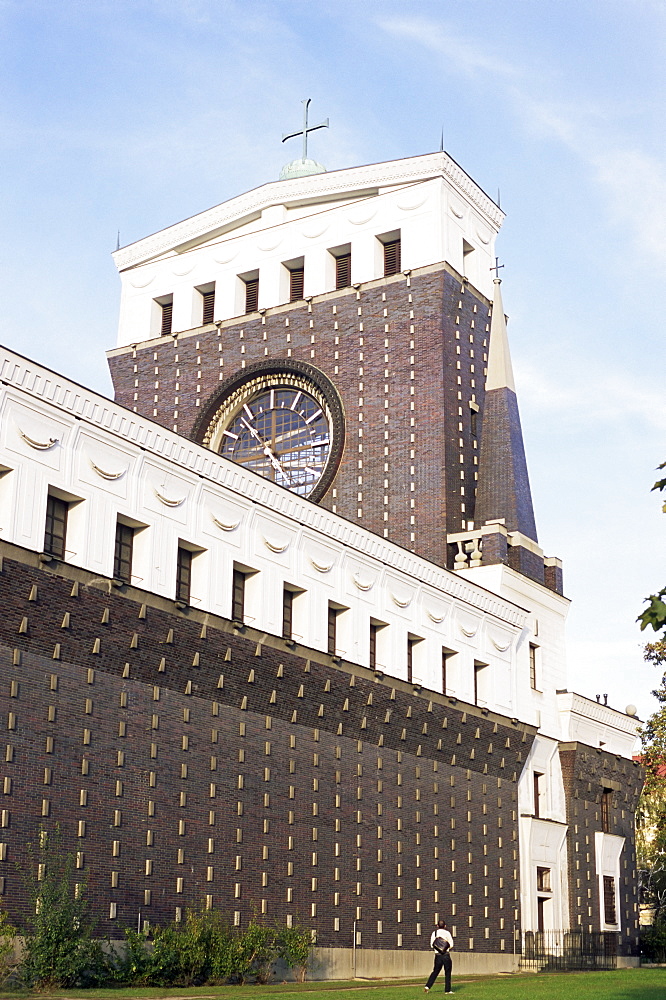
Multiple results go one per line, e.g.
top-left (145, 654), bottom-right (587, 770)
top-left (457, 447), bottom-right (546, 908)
top-left (194, 359), bottom-right (346, 503)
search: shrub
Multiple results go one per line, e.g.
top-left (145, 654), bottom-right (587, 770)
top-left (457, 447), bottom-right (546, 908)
top-left (277, 924), bottom-right (312, 982)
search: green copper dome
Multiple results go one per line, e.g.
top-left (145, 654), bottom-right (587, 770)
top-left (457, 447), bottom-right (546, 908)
top-left (279, 157), bottom-right (327, 180)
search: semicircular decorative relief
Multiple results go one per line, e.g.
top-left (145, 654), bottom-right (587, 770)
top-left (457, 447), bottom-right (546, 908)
top-left (490, 635), bottom-right (512, 652)
top-left (426, 608), bottom-right (446, 624)
top-left (460, 624), bottom-right (478, 638)
top-left (129, 271), bottom-right (156, 288)
top-left (476, 226), bottom-right (491, 245)
top-left (347, 208), bottom-right (377, 226)
top-left (391, 592), bottom-right (413, 609)
top-left (256, 237), bottom-right (283, 252)
top-left (310, 556), bottom-right (334, 573)
top-left (211, 513), bottom-right (240, 532)
top-left (154, 488), bottom-right (186, 508)
top-left (172, 262), bottom-right (195, 276)
top-left (18, 428), bottom-right (58, 450)
top-left (352, 572), bottom-right (375, 592)
top-left (263, 535), bottom-right (290, 554)
top-left (213, 249), bottom-right (238, 265)
top-left (397, 193), bottom-right (428, 212)
top-left (90, 459), bottom-right (126, 481)
top-left (449, 199), bottom-right (465, 219)
top-left (302, 223), bottom-right (329, 239)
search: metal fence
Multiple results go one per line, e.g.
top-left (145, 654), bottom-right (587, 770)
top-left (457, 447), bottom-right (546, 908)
top-left (519, 930), bottom-right (618, 971)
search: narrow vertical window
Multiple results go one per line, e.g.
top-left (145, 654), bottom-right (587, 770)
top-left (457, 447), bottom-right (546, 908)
top-left (407, 638), bottom-right (416, 684)
top-left (160, 300), bottom-right (173, 337)
top-left (369, 624), bottom-right (378, 671)
top-left (529, 644), bottom-right (538, 690)
top-left (282, 588), bottom-right (294, 640)
top-left (601, 789), bottom-right (612, 833)
top-left (603, 875), bottom-right (617, 924)
top-left (176, 547), bottom-right (192, 604)
top-left (473, 660), bottom-right (487, 706)
top-left (113, 522), bottom-right (134, 584)
top-left (327, 605), bottom-right (338, 656)
top-left (44, 495), bottom-right (68, 559)
top-left (533, 772), bottom-right (543, 819)
top-left (383, 238), bottom-right (401, 276)
top-left (442, 650), bottom-right (452, 695)
top-left (232, 569), bottom-right (246, 624)
top-left (289, 267), bottom-right (304, 302)
top-left (202, 288), bottom-right (215, 325)
top-left (470, 407), bottom-right (478, 439)
top-left (336, 252), bottom-right (351, 290)
top-left (244, 277), bottom-right (259, 313)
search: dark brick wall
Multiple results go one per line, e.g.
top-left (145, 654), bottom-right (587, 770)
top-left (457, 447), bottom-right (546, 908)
top-left (0, 541), bottom-right (532, 951)
top-left (108, 266), bottom-right (490, 569)
top-left (559, 743), bottom-right (642, 955)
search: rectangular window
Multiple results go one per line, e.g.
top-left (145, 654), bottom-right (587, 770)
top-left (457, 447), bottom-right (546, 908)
top-left (407, 638), bottom-right (417, 684)
top-left (383, 238), bottom-right (401, 276)
top-left (327, 605), bottom-right (338, 656)
top-left (113, 522), bottom-right (134, 584)
top-left (244, 277), bottom-right (259, 313)
top-left (289, 267), bottom-right (304, 302)
top-left (160, 300), bottom-right (173, 337)
top-left (44, 494), bottom-right (68, 559)
top-left (533, 772), bottom-right (543, 819)
top-left (336, 252), bottom-right (351, 290)
top-left (442, 649), bottom-right (455, 695)
top-left (603, 875), bottom-right (617, 924)
top-left (369, 624), bottom-right (378, 671)
top-left (601, 789), bottom-right (612, 833)
top-left (176, 547), bottom-right (192, 604)
top-left (282, 588), bottom-right (294, 640)
top-left (473, 661), bottom-right (487, 706)
top-left (536, 867), bottom-right (551, 892)
top-left (232, 569), bottom-right (246, 624)
top-left (202, 288), bottom-right (215, 325)
top-left (529, 644), bottom-right (538, 690)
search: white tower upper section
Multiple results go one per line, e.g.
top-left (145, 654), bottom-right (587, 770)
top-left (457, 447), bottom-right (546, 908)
top-left (112, 151), bottom-right (504, 348)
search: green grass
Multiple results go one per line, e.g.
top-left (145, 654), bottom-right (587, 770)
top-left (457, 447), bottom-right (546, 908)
top-left (3, 969), bottom-right (664, 1000)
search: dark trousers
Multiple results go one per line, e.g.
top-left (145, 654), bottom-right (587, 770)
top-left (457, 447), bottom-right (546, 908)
top-left (425, 952), bottom-right (452, 991)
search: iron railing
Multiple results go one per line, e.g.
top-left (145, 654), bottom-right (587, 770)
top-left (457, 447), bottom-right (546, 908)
top-left (519, 930), bottom-right (618, 971)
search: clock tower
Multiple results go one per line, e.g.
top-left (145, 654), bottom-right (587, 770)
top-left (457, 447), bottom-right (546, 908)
top-left (108, 147), bottom-right (561, 594)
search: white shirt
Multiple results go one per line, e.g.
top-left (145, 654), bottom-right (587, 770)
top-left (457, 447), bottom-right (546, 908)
top-left (430, 927), bottom-right (454, 951)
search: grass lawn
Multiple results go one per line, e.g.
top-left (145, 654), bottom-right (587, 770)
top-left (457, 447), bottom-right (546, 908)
top-left (6, 969), bottom-right (664, 1000)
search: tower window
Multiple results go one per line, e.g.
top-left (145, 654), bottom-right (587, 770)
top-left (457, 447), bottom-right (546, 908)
top-left (603, 875), bottom-right (617, 924)
top-left (160, 299), bottom-right (173, 337)
top-left (369, 623), bottom-right (378, 671)
top-left (232, 569), bottom-right (246, 624)
top-left (282, 588), bottom-right (294, 640)
top-left (202, 288), bottom-right (215, 325)
top-left (601, 789), bottom-right (612, 833)
top-left (336, 253), bottom-right (351, 290)
top-left (289, 267), bottom-right (304, 302)
top-left (176, 547), bottom-right (192, 604)
top-left (442, 649), bottom-right (456, 695)
top-left (473, 660), bottom-right (488, 706)
top-left (44, 494), bottom-right (68, 559)
top-left (113, 522), bottom-right (134, 584)
top-left (383, 238), bottom-right (401, 277)
top-left (533, 772), bottom-right (543, 819)
top-left (327, 605), bottom-right (338, 656)
top-left (244, 277), bottom-right (259, 313)
top-left (407, 638), bottom-right (415, 684)
top-left (529, 644), bottom-right (538, 691)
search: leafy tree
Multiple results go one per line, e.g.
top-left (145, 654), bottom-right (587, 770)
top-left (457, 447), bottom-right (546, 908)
top-left (18, 826), bottom-right (108, 988)
top-left (637, 462), bottom-right (666, 924)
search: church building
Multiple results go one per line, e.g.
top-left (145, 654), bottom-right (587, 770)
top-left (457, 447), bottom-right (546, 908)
top-left (0, 122), bottom-right (642, 974)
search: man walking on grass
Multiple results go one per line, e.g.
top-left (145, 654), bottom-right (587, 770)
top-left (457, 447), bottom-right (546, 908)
top-left (424, 919), bottom-right (454, 994)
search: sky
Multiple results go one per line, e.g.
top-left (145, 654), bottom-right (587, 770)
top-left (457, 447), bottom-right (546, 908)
top-left (0, 0), bottom-right (664, 723)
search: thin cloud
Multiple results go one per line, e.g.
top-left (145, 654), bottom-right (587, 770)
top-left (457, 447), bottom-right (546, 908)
top-left (379, 16), bottom-right (519, 79)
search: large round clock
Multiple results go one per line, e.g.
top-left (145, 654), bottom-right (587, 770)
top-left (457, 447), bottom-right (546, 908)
top-left (196, 361), bottom-right (345, 501)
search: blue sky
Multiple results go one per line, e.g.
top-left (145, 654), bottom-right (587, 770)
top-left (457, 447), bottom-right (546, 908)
top-left (1, 0), bottom-right (664, 721)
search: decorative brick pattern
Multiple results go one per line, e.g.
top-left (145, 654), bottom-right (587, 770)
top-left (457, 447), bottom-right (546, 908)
top-left (0, 542), bottom-right (532, 949)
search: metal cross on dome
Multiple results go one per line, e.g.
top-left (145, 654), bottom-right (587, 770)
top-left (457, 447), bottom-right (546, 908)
top-left (282, 99), bottom-right (329, 161)
top-left (490, 257), bottom-right (505, 278)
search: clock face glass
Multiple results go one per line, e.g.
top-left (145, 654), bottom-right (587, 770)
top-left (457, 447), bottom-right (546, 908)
top-left (219, 386), bottom-right (331, 497)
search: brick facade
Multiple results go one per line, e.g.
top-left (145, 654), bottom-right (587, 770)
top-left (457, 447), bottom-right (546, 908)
top-left (0, 541), bottom-right (532, 949)
top-left (108, 264), bottom-right (489, 570)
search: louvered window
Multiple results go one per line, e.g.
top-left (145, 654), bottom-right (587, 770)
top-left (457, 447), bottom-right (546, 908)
top-left (369, 624), bottom-right (378, 670)
top-left (176, 547), bottom-right (192, 604)
top-left (114, 522), bottom-right (134, 584)
top-left (601, 789), bottom-right (612, 833)
top-left (245, 278), bottom-right (259, 313)
top-left (383, 238), bottom-right (401, 276)
top-left (202, 289), bottom-right (215, 325)
top-left (289, 267), bottom-right (304, 302)
top-left (407, 638), bottom-right (416, 684)
top-left (282, 588), bottom-right (294, 639)
top-left (232, 569), bottom-right (246, 623)
top-left (336, 253), bottom-right (351, 290)
top-left (603, 875), bottom-right (616, 924)
top-left (160, 300), bottom-right (173, 337)
top-left (327, 606), bottom-right (338, 656)
top-left (44, 495), bottom-right (68, 559)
